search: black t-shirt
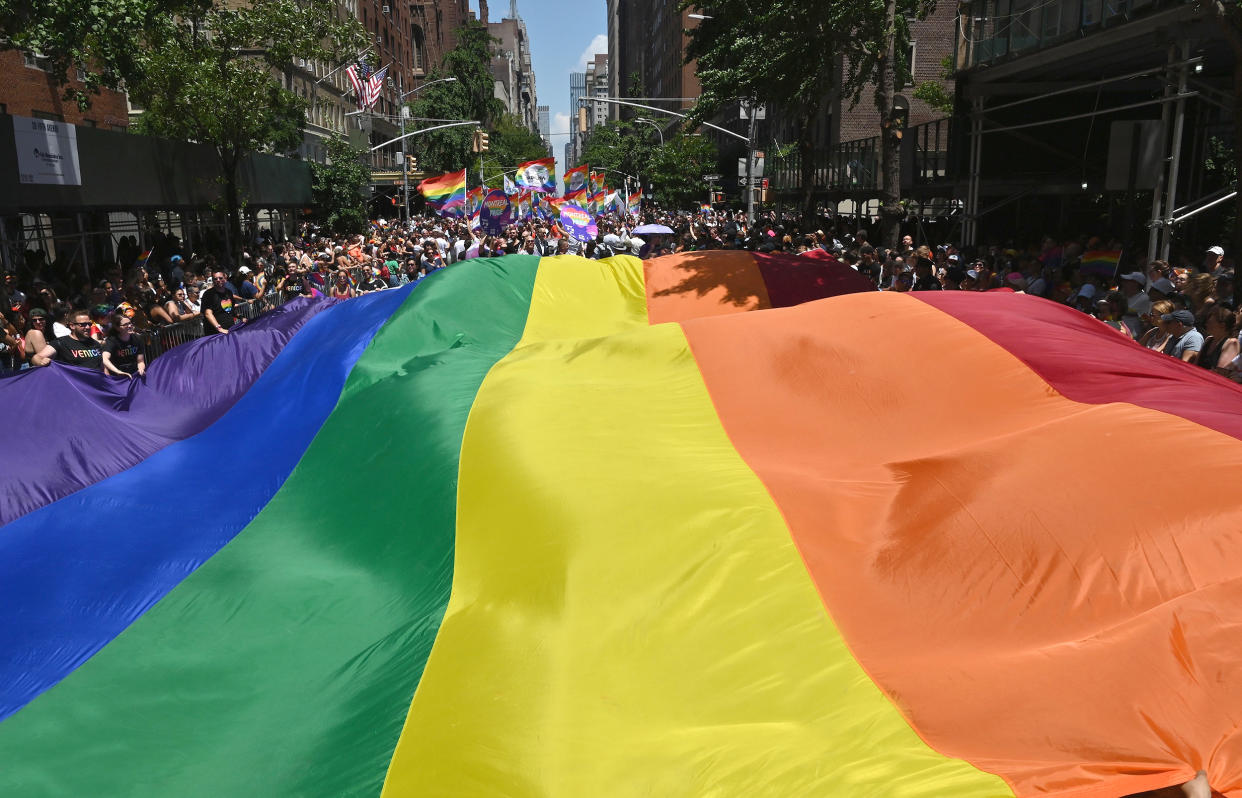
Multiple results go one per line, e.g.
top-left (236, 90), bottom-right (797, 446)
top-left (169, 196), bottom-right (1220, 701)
top-left (200, 287), bottom-right (236, 332)
top-left (52, 335), bottom-right (104, 369)
top-left (103, 335), bottom-right (142, 374)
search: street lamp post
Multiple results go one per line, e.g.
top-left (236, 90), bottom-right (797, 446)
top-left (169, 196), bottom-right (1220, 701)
top-left (396, 76), bottom-right (458, 224)
top-left (745, 103), bottom-right (757, 228)
top-left (633, 117), bottom-right (664, 146)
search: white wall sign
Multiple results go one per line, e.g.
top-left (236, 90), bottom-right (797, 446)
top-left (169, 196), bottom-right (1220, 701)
top-left (15, 116), bottom-right (82, 186)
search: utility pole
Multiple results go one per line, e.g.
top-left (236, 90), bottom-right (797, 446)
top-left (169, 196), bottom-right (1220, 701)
top-left (745, 103), bottom-right (757, 227)
top-left (399, 72), bottom-right (409, 225)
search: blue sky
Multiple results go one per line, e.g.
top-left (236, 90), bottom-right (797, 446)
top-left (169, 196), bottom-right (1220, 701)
top-left (469, 0), bottom-right (606, 178)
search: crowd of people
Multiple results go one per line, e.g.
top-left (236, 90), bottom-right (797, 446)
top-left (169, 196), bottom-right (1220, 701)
top-left (1, 208), bottom-right (1237, 382)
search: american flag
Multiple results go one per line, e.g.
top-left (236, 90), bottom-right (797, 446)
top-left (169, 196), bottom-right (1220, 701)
top-left (345, 62), bottom-right (387, 110)
top-left (362, 66), bottom-right (388, 110)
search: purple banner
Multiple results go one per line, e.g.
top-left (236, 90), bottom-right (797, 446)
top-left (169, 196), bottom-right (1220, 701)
top-left (479, 189), bottom-right (514, 235)
top-left (560, 203), bottom-right (598, 243)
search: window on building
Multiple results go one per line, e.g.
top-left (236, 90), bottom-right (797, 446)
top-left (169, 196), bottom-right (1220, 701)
top-left (900, 41), bottom-right (916, 88)
top-left (32, 110), bottom-right (65, 122)
top-left (411, 24), bottom-right (424, 72)
top-left (23, 51), bottom-right (51, 70)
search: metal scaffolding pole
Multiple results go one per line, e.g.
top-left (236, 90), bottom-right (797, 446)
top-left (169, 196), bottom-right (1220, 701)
top-left (966, 96), bottom-right (983, 246)
top-left (1160, 40), bottom-right (1191, 261)
top-left (1147, 46), bottom-right (1176, 262)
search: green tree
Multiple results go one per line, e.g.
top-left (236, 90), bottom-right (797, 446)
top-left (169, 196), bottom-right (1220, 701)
top-left (408, 75), bottom-right (475, 176)
top-left (647, 134), bottom-right (718, 208)
top-left (683, 0), bottom-right (922, 240)
top-left (408, 20), bottom-right (503, 178)
top-left (578, 121), bottom-right (651, 184)
top-left (482, 114), bottom-right (551, 184)
top-left (311, 135), bottom-right (370, 236)
top-left (2, 0), bottom-right (364, 260)
top-left (0, 0), bottom-right (182, 109)
top-left (129, 1), bottom-right (363, 260)
top-left (1203, 1), bottom-right (1242, 269)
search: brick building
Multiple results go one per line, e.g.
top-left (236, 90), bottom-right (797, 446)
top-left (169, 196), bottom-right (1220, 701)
top-left (353, 0), bottom-right (472, 169)
top-left (0, 51), bottom-right (130, 130)
top-left (485, 3), bottom-right (540, 133)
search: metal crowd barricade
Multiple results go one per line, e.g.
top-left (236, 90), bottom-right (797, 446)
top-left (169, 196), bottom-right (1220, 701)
top-left (233, 299), bottom-right (264, 321)
top-left (139, 316), bottom-right (204, 362)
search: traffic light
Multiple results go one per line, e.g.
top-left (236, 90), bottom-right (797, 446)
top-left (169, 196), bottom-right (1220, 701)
top-left (479, 130), bottom-right (489, 152)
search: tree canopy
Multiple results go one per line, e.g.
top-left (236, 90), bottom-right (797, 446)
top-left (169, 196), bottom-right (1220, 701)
top-left (482, 115), bottom-right (551, 185)
top-left (408, 19), bottom-right (505, 177)
top-left (578, 122), bottom-right (717, 208)
top-left (681, 0), bottom-right (923, 233)
top-left (2, 0), bottom-right (365, 258)
top-left (311, 135), bottom-right (371, 236)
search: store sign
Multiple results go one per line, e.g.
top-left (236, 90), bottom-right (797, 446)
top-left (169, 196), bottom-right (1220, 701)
top-left (15, 116), bottom-right (82, 186)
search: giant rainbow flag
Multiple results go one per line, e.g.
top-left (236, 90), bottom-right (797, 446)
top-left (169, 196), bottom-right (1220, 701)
top-left (4, 252), bottom-right (1242, 797)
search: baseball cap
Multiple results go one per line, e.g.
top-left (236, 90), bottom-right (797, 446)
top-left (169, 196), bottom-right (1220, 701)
top-left (170, 255), bottom-right (183, 263)
top-left (1119, 271), bottom-right (1146, 283)
top-left (1149, 277), bottom-right (1174, 295)
top-left (1161, 309), bottom-right (1196, 325)
top-left (1207, 245), bottom-right (1225, 256)
top-left (1076, 283), bottom-right (1097, 300)
top-left (29, 307), bottom-right (48, 317)
top-left (238, 266), bottom-right (252, 274)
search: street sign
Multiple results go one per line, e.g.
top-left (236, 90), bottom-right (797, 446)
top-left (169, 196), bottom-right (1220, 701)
top-left (740, 101), bottom-right (767, 120)
top-left (703, 174), bottom-right (722, 182)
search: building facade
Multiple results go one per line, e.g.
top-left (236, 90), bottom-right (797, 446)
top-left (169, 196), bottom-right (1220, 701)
top-left (486, 3), bottom-right (540, 133)
top-left (538, 104), bottom-right (551, 153)
top-left (611, 0), bottom-right (700, 124)
top-left (0, 51), bottom-right (130, 130)
top-left (568, 71), bottom-right (587, 164)
top-left (585, 53), bottom-right (609, 134)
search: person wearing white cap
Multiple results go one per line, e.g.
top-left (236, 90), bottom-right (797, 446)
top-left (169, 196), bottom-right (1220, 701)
top-left (1072, 282), bottom-right (1098, 312)
top-left (1205, 245), bottom-right (1225, 272)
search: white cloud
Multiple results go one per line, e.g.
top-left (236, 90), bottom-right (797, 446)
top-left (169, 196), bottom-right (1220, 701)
top-left (553, 112), bottom-right (570, 134)
top-left (575, 34), bottom-right (607, 71)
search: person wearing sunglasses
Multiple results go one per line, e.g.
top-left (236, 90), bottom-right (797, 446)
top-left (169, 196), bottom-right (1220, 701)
top-left (164, 288), bottom-right (198, 323)
top-left (22, 308), bottom-right (50, 367)
top-left (102, 311), bottom-right (145, 379)
top-left (200, 271), bottom-right (237, 335)
top-left (30, 308), bottom-right (103, 369)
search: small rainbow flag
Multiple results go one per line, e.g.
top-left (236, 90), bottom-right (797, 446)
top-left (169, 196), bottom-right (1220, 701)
top-left (419, 169), bottom-right (467, 216)
top-left (563, 164), bottom-right (588, 196)
top-left (700, 203), bottom-right (712, 214)
top-left (627, 191), bottom-right (641, 217)
top-left (1080, 249), bottom-right (1122, 278)
top-left (465, 185), bottom-right (486, 215)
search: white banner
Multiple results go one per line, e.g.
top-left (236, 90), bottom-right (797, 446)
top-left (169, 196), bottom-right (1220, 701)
top-left (15, 116), bottom-right (82, 186)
